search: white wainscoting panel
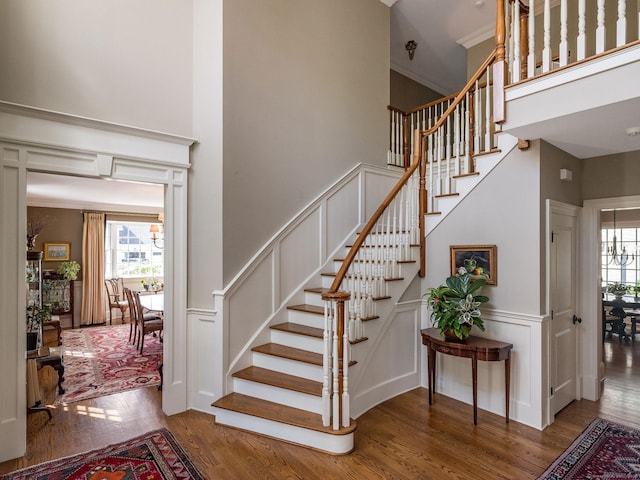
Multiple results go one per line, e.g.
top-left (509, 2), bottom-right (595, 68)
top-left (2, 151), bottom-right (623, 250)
top-left (187, 308), bottom-right (222, 412)
top-left (351, 300), bottom-right (422, 419)
top-left (421, 310), bottom-right (546, 429)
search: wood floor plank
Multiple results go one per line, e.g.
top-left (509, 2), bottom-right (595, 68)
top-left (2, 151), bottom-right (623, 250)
top-left (2, 336), bottom-right (639, 479)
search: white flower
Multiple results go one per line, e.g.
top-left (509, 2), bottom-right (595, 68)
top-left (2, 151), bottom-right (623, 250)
top-left (457, 266), bottom-right (467, 275)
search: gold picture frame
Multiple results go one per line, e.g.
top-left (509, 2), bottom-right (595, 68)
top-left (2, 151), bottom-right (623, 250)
top-left (44, 242), bottom-right (70, 261)
top-left (450, 245), bottom-right (497, 285)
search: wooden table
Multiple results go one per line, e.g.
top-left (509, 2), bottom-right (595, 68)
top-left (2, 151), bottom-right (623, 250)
top-left (420, 328), bottom-right (513, 425)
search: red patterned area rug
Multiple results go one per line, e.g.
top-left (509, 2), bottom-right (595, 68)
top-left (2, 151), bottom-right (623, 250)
top-left (539, 417), bottom-right (640, 479)
top-left (1, 429), bottom-right (204, 479)
top-left (55, 324), bottom-right (161, 405)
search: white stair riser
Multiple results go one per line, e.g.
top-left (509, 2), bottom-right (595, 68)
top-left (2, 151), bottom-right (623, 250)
top-left (233, 378), bottom-right (322, 414)
top-left (304, 291), bottom-right (324, 306)
top-left (252, 352), bottom-right (323, 380)
top-left (287, 310), bottom-right (324, 329)
top-left (212, 409), bottom-right (354, 455)
top-left (271, 330), bottom-right (323, 354)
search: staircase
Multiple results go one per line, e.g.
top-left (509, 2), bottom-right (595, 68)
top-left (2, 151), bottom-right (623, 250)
top-left (212, 44), bottom-right (511, 454)
top-left (213, 215), bottom-right (422, 454)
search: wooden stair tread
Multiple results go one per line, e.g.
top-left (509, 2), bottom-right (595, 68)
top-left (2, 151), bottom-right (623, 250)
top-left (233, 366), bottom-right (321, 396)
top-left (252, 343), bottom-right (323, 366)
top-left (435, 192), bottom-right (459, 198)
top-left (271, 322), bottom-right (323, 338)
top-left (213, 393), bottom-right (356, 435)
top-left (287, 304), bottom-right (323, 315)
top-left (321, 272), bottom-right (404, 282)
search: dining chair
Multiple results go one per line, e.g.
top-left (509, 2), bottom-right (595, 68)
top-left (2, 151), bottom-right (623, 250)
top-left (123, 288), bottom-right (138, 344)
top-left (105, 278), bottom-right (129, 325)
top-left (133, 291), bottom-right (163, 354)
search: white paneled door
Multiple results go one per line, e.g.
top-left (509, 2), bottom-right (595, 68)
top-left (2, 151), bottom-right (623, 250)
top-left (550, 202), bottom-right (580, 415)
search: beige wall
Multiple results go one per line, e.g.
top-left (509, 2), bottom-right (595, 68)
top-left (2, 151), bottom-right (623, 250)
top-left (0, 0), bottom-right (193, 137)
top-left (390, 70), bottom-right (443, 111)
top-left (221, 0), bottom-right (390, 283)
top-left (27, 207), bottom-right (83, 278)
top-left (582, 150), bottom-right (640, 200)
top-left (540, 140), bottom-right (583, 207)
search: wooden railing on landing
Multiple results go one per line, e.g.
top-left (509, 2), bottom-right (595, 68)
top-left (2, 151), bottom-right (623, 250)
top-left (387, 52), bottom-right (500, 214)
top-left (505, 0), bottom-right (640, 83)
top-left (320, 39), bottom-right (505, 429)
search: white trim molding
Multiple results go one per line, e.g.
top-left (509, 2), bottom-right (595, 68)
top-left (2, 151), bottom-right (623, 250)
top-left (0, 102), bottom-right (194, 462)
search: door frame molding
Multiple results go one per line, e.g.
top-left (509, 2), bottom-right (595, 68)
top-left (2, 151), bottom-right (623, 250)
top-left (581, 195), bottom-right (640, 402)
top-left (0, 101), bottom-right (195, 462)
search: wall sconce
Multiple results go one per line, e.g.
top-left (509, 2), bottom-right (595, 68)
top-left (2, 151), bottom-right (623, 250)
top-left (405, 40), bottom-right (417, 61)
top-left (150, 213), bottom-right (164, 249)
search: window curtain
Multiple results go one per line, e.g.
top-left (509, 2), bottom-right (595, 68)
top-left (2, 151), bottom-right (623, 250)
top-left (80, 212), bottom-right (106, 325)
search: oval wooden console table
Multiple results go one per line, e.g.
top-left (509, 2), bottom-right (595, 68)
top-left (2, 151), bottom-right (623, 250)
top-left (420, 328), bottom-right (513, 425)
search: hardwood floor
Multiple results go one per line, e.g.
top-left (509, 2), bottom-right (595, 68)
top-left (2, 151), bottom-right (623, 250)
top-left (1, 336), bottom-right (638, 479)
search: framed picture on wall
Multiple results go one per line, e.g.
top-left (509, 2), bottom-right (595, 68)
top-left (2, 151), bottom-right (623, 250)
top-left (450, 244), bottom-right (497, 285)
top-left (44, 242), bottom-right (70, 261)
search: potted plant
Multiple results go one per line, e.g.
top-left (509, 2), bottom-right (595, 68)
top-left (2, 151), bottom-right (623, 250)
top-left (26, 303), bottom-right (51, 350)
top-left (607, 282), bottom-right (629, 300)
top-left (425, 273), bottom-right (490, 341)
top-left (57, 260), bottom-right (81, 281)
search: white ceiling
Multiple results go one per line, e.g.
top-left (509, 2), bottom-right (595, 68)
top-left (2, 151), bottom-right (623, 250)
top-left (390, 0), bottom-right (496, 95)
top-left (27, 172), bottom-right (163, 213)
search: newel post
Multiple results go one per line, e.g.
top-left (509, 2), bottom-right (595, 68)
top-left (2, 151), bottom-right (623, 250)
top-left (321, 290), bottom-right (351, 429)
top-left (494, 0), bottom-right (507, 123)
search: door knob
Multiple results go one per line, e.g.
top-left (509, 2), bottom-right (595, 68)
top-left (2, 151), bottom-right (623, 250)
top-left (572, 314), bottom-right (582, 324)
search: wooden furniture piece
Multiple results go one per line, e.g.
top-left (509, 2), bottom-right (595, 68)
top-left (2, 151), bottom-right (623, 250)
top-left (43, 275), bottom-right (74, 328)
top-left (421, 327), bottom-right (513, 425)
top-left (131, 291), bottom-right (163, 354)
top-left (105, 278), bottom-right (129, 325)
top-left (603, 298), bottom-right (640, 342)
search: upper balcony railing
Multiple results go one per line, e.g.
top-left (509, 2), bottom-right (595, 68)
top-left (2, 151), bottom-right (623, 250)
top-left (505, 0), bottom-right (640, 83)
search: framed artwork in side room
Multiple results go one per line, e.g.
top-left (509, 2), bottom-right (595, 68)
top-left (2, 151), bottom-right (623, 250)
top-left (450, 245), bottom-right (497, 285)
top-left (44, 242), bottom-right (70, 262)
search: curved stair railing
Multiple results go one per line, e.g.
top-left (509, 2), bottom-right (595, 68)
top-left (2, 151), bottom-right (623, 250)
top-left (321, 38), bottom-right (505, 428)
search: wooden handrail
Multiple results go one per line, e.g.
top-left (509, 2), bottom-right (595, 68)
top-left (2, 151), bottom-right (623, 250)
top-left (328, 49), bottom-right (498, 294)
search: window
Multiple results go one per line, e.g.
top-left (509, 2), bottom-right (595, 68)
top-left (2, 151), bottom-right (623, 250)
top-left (601, 226), bottom-right (639, 291)
top-left (105, 221), bottom-right (163, 279)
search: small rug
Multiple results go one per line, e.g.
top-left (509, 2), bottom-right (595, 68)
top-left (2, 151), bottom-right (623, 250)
top-left (1, 428), bottom-right (204, 479)
top-left (55, 324), bottom-right (161, 405)
top-left (539, 417), bottom-right (640, 479)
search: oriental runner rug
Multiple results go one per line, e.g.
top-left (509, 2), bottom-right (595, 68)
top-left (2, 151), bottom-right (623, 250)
top-left (1, 429), bottom-right (204, 480)
top-left (538, 417), bottom-right (640, 479)
top-left (54, 324), bottom-right (161, 405)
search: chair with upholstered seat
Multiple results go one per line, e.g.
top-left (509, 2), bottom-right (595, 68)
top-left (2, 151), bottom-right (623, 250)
top-left (132, 291), bottom-right (163, 354)
top-left (105, 278), bottom-right (129, 325)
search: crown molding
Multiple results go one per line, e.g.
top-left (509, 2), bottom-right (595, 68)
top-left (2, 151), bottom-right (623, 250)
top-left (379, 0), bottom-right (399, 6)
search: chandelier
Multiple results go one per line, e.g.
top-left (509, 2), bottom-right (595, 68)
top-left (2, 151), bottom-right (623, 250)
top-left (607, 209), bottom-right (635, 266)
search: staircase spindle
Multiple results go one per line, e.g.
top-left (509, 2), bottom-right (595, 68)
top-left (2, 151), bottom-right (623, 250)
top-left (596, 0), bottom-right (605, 53)
top-left (560, 0), bottom-right (568, 66)
top-left (542, 0), bottom-right (551, 72)
top-left (616, 0), bottom-right (626, 47)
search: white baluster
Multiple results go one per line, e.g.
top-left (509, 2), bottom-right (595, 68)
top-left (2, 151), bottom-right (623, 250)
top-left (576, 0), bottom-right (586, 60)
top-left (560, 0), bottom-right (568, 66)
top-left (596, 0), bottom-right (605, 54)
top-left (474, 80), bottom-right (480, 154)
top-left (332, 306), bottom-right (339, 430)
top-left (616, 0), bottom-right (626, 47)
top-left (542, 0), bottom-right (551, 72)
top-left (484, 69), bottom-right (492, 152)
top-left (528, 0), bottom-right (535, 77)
top-left (342, 327), bottom-right (350, 428)
top-left (512, 0), bottom-right (521, 82)
top-left (322, 301), bottom-right (332, 427)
